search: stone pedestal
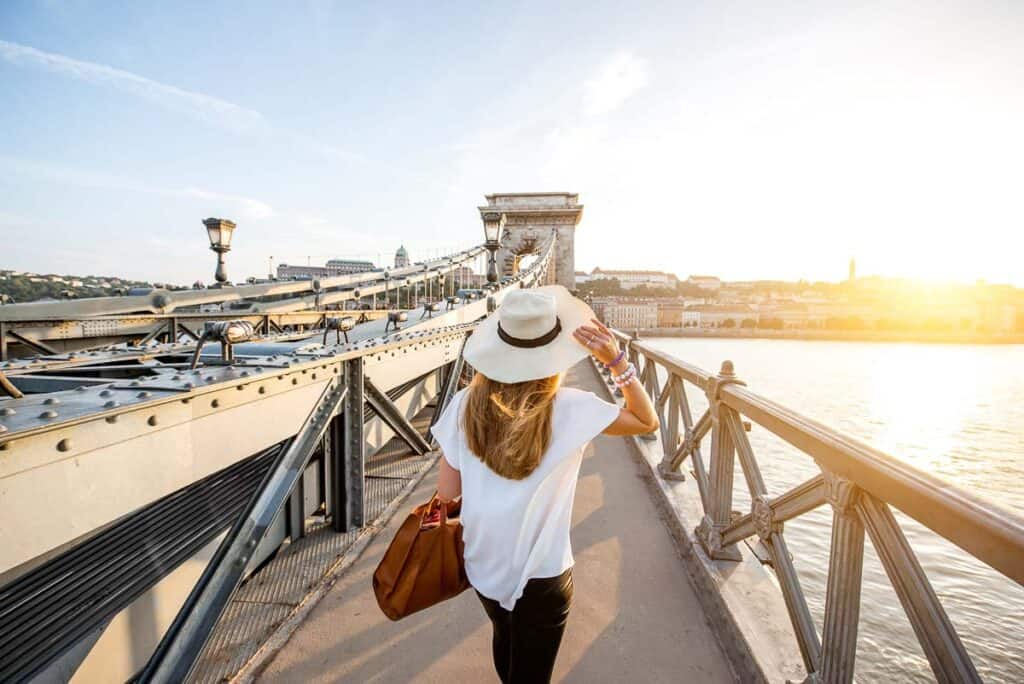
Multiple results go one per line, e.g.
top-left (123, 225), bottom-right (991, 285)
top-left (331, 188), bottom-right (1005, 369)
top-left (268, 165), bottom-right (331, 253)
top-left (478, 192), bottom-right (583, 290)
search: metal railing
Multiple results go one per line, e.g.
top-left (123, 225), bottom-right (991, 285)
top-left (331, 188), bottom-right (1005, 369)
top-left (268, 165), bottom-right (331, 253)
top-left (615, 332), bottom-right (1024, 684)
top-left (134, 238), bottom-right (555, 681)
top-left (0, 246), bottom-right (488, 321)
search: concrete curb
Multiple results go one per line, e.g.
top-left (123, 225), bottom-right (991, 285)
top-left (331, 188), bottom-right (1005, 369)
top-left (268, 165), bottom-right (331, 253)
top-left (230, 452), bottom-right (441, 683)
top-left (589, 359), bottom-right (805, 683)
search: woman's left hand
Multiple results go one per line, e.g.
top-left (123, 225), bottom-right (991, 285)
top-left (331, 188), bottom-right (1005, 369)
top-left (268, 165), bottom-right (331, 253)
top-left (572, 318), bottom-right (621, 366)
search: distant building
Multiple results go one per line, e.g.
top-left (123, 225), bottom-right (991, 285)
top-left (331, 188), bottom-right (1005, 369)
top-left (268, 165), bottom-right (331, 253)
top-left (657, 300), bottom-right (687, 328)
top-left (394, 245), bottom-right (410, 268)
top-left (686, 275), bottom-right (721, 292)
top-left (326, 258), bottom-right (376, 273)
top-left (277, 258), bottom-right (376, 280)
top-left (574, 270), bottom-right (590, 285)
top-left (451, 265), bottom-right (486, 288)
top-left (596, 299), bottom-right (658, 329)
top-left (687, 304), bottom-right (757, 327)
top-left (589, 268), bottom-right (678, 290)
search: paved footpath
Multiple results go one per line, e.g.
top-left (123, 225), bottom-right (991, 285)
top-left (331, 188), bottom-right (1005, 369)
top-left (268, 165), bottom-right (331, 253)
top-left (259, 362), bottom-right (735, 683)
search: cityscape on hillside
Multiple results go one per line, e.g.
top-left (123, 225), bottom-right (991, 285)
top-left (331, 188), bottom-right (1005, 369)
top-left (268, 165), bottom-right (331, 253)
top-left (4, 249), bottom-right (1022, 338)
top-left (575, 260), bottom-right (1024, 337)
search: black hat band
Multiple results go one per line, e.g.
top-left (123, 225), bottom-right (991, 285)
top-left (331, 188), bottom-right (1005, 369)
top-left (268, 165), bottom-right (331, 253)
top-left (496, 317), bottom-right (562, 348)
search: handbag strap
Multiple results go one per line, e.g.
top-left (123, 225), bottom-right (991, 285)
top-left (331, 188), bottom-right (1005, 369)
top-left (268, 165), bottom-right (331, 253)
top-left (420, 491), bottom-right (450, 529)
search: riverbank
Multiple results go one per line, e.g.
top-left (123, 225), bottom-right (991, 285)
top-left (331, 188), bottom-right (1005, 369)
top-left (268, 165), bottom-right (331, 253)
top-left (629, 328), bottom-right (1024, 345)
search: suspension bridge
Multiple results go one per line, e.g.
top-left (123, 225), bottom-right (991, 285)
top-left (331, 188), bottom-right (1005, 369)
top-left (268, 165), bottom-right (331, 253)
top-left (0, 193), bottom-right (1020, 683)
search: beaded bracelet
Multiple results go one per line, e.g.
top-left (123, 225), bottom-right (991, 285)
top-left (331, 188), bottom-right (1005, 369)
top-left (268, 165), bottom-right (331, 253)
top-left (611, 361), bottom-right (635, 382)
top-left (603, 349), bottom-right (625, 369)
top-left (612, 362), bottom-right (636, 387)
top-left (610, 370), bottom-right (634, 387)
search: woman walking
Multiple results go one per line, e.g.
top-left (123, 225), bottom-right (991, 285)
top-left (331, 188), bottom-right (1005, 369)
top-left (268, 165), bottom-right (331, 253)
top-left (430, 285), bottom-right (659, 683)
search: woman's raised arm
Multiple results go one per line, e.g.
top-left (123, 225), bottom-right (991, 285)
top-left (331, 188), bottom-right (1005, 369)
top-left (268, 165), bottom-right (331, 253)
top-left (572, 319), bottom-right (659, 436)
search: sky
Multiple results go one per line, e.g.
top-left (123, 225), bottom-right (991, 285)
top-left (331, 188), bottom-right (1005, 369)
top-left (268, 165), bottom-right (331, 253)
top-left (1, 1), bottom-right (1022, 286)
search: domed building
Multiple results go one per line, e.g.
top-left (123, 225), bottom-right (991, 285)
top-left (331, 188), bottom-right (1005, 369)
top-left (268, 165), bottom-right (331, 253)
top-left (394, 245), bottom-right (410, 268)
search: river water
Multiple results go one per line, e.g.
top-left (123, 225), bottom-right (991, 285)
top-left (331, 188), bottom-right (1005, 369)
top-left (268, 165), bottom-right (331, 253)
top-left (645, 338), bottom-right (1023, 683)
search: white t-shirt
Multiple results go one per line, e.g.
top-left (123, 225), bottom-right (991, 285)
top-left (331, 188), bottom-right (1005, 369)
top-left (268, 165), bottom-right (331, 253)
top-left (430, 386), bottom-right (620, 610)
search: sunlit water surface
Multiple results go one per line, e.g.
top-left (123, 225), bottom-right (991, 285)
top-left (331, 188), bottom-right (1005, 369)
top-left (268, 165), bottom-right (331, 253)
top-left (645, 338), bottom-right (1023, 683)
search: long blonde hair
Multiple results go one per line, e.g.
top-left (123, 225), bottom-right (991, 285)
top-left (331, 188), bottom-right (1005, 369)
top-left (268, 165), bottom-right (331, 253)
top-left (462, 371), bottom-right (562, 480)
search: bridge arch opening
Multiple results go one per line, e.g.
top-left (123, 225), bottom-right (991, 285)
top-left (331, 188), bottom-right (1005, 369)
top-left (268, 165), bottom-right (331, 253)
top-left (477, 192), bottom-right (583, 289)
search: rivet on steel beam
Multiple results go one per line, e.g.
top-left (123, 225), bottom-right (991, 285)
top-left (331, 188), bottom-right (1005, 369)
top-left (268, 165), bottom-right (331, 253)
top-left (43, 397), bottom-right (60, 405)
top-left (0, 407), bottom-right (15, 416)
top-left (292, 378), bottom-right (298, 385)
top-left (237, 385), bottom-right (245, 391)
top-left (137, 391), bottom-right (151, 398)
top-left (148, 416), bottom-right (158, 426)
top-left (104, 400), bottom-right (120, 409)
top-left (211, 399), bottom-right (220, 408)
top-left (240, 371), bottom-right (250, 377)
top-left (76, 386), bottom-right (88, 392)
top-left (258, 386), bottom-right (266, 394)
top-left (57, 438), bottom-right (71, 452)
top-left (129, 381), bottom-right (140, 387)
top-left (0, 425), bottom-right (7, 434)
top-left (183, 382), bottom-right (194, 388)
top-left (39, 410), bottom-right (58, 419)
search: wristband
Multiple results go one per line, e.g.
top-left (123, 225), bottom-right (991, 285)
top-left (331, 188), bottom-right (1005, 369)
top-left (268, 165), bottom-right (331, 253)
top-left (603, 349), bottom-right (625, 369)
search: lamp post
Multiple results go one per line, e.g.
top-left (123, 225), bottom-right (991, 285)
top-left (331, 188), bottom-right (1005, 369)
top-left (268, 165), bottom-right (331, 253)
top-left (203, 218), bottom-right (236, 287)
top-left (481, 211), bottom-right (505, 284)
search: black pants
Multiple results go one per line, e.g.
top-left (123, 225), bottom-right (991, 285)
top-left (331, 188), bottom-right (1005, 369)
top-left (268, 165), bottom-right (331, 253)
top-left (475, 568), bottom-right (574, 684)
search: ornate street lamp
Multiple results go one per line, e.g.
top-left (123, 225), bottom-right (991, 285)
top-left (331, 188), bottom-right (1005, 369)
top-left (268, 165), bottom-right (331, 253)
top-left (480, 211), bottom-right (505, 284)
top-left (203, 218), bottom-right (236, 287)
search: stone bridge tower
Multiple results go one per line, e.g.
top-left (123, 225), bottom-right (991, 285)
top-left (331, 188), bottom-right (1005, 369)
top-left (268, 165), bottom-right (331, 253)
top-left (478, 192), bottom-right (583, 289)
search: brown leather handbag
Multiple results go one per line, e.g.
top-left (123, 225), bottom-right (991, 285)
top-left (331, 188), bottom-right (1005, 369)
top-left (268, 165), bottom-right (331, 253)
top-left (372, 494), bottom-right (470, 620)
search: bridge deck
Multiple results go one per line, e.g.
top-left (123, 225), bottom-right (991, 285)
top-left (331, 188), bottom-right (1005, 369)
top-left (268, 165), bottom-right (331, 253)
top-left (257, 362), bottom-right (735, 683)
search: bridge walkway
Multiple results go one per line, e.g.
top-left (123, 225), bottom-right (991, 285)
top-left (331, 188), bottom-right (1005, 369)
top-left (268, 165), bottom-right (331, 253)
top-left (257, 362), bottom-right (735, 683)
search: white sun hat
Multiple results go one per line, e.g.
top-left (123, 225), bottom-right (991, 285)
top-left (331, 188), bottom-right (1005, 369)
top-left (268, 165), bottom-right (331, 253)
top-left (463, 285), bottom-right (598, 383)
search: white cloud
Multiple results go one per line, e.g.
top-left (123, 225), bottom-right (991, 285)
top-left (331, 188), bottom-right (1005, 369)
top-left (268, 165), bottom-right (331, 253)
top-left (184, 187), bottom-right (275, 221)
top-left (0, 155), bottom-right (276, 222)
top-left (0, 39), bottom-right (271, 135)
top-left (581, 51), bottom-right (650, 116)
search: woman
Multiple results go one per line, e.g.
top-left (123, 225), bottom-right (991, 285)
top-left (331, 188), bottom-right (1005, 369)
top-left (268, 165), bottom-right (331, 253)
top-left (430, 285), bottom-right (659, 683)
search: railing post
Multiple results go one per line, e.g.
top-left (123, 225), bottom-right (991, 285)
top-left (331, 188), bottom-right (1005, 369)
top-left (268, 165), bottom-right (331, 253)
top-left (330, 357), bottom-right (364, 532)
top-left (856, 493), bottom-right (981, 683)
top-left (817, 471), bottom-right (864, 684)
top-left (695, 360), bottom-right (743, 561)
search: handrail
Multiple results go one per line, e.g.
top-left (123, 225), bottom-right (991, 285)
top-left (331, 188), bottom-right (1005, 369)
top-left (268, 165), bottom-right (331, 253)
top-left (0, 246), bottom-right (487, 321)
top-left (613, 330), bottom-right (1021, 683)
